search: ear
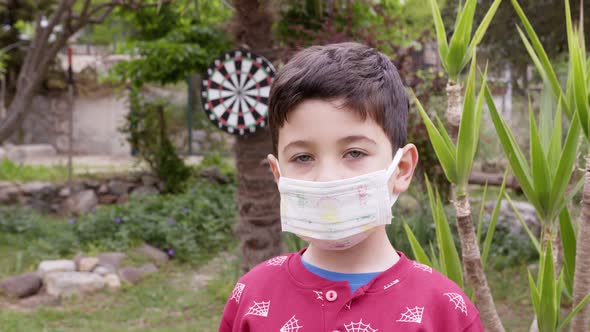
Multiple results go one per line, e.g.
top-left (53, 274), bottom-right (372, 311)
top-left (389, 144), bottom-right (418, 194)
top-left (267, 154), bottom-right (281, 183)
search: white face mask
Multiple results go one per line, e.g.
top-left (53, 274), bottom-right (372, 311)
top-left (276, 149), bottom-right (404, 250)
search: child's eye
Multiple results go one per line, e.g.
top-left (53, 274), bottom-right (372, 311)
top-left (344, 150), bottom-right (366, 159)
top-left (293, 154), bottom-right (313, 163)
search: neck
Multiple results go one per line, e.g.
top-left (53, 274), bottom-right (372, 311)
top-left (301, 226), bottom-right (400, 273)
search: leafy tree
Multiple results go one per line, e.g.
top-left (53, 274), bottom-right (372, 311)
top-left (0, 0), bottom-right (174, 143)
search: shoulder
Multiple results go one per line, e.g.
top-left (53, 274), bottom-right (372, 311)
top-left (398, 259), bottom-right (482, 331)
top-left (220, 253), bottom-right (295, 326)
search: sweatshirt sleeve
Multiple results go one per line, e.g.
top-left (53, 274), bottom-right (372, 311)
top-left (463, 314), bottom-right (485, 332)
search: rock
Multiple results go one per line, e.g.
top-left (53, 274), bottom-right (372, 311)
top-left (97, 252), bottom-right (127, 270)
top-left (98, 194), bottom-right (118, 204)
top-left (192, 130), bottom-right (208, 142)
top-left (117, 194), bottom-right (129, 204)
top-left (118, 264), bottom-right (158, 285)
top-left (104, 274), bottom-right (121, 290)
top-left (141, 174), bottom-right (159, 187)
top-left (21, 182), bottom-right (54, 195)
top-left (137, 244), bottom-right (169, 266)
top-left (130, 186), bottom-right (159, 197)
top-left (109, 180), bottom-right (132, 196)
top-left (78, 257), bottom-right (99, 272)
top-left (37, 260), bottom-right (76, 277)
top-left (0, 183), bottom-right (21, 203)
top-left (44, 272), bottom-right (105, 298)
top-left (63, 190), bottom-right (98, 215)
top-left (97, 184), bottom-right (109, 194)
top-left (485, 199), bottom-right (541, 238)
top-left (199, 166), bottom-right (230, 184)
top-left (84, 180), bottom-right (101, 189)
top-left (398, 194), bottom-right (419, 213)
top-left (0, 273), bottom-right (42, 299)
top-left (92, 265), bottom-right (115, 276)
top-left (5, 144), bottom-right (57, 163)
top-left (0, 147), bottom-right (5, 159)
top-left (58, 187), bottom-right (71, 197)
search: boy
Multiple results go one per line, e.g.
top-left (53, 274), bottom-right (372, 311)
top-left (219, 42), bottom-right (483, 332)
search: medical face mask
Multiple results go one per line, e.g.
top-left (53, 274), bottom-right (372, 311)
top-left (276, 149), bottom-right (404, 250)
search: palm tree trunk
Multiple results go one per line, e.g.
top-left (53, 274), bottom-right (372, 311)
top-left (454, 193), bottom-right (505, 332)
top-left (571, 157), bottom-right (590, 331)
top-left (232, 0), bottom-right (282, 273)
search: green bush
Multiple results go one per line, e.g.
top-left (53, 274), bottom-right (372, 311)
top-left (74, 179), bottom-right (236, 263)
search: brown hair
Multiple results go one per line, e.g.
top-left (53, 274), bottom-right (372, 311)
top-left (268, 42), bottom-right (409, 155)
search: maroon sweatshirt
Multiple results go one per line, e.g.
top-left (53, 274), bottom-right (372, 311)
top-left (219, 249), bottom-right (484, 332)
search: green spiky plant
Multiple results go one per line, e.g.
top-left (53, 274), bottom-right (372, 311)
top-left (416, 51), bottom-right (505, 331)
top-left (510, 0), bottom-right (590, 329)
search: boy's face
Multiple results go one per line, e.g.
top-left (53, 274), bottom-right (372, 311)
top-left (268, 98), bottom-right (418, 194)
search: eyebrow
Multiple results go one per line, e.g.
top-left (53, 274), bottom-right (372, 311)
top-left (282, 135), bottom-right (377, 154)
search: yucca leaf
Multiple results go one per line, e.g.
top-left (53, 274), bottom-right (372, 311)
top-left (539, 244), bottom-right (557, 332)
top-left (404, 223), bottom-right (432, 266)
top-left (547, 100), bottom-right (563, 179)
top-left (456, 52), bottom-right (478, 187)
top-left (539, 83), bottom-right (555, 155)
top-left (552, 176), bottom-right (585, 222)
top-left (559, 207), bottom-right (576, 296)
top-left (476, 183), bottom-right (489, 248)
top-left (529, 102), bottom-right (551, 219)
top-left (570, 31), bottom-right (589, 139)
top-left (428, 0), bottom-right (449, 68)
top-left (481, 170), bottom-right (508, 267)
top-left (435, 188), bottom-right (464, 288)
top-left (464, 0), bottom-right (502, 71)
top-left (528, 269), bottom-right (540, 316)
top-left (485, 85), bottom-right (540, 211)
top-left (511, 0), bottom-right (567, 118)
top-left (429, 242), bottom-right (441, 272)
top-left (505, 193), bottom-right (541, 253)
top-left (547, 113), bottom-right (580, 217)
top-left (558, 291), bottom-right (590, 330)
top-left (436, 116), bottom-right (456, 154)
top-left (446, 0), bottom-right (476, 78)
top-left (416, 98), bottom-right (458, 183)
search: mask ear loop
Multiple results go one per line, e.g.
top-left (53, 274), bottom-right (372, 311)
top-left (386, 148), bottom-right (404, 178)
top-left (386, 148), bottom-right (404, 207)
top-left (275, 159), bottom-right (283, 177)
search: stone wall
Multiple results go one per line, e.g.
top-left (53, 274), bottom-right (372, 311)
top-left (0, 172), bottom-right (161, 215)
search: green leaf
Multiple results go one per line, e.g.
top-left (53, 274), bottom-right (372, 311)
top-left (456, 52), bottom-right (479, 187)
top-left (416, 98), bottom-right (458, 183)
top-left (476, 183), bottom-right (489, 248)
top-left (547, 113), bottom-right (581, 218)
top-left (505, 193), bottom-right (541, 253)
top-left (481, 170), bottom-right (508, 267)
top-left (436, 116), bottom-right (456, 154)
top-left (404, 223), bottom-right (432, 266)
top-left (558, 291), bottom-right (590, 330)
top-left (529, 101), bottom-right (551, 219)
top-left (547, 100), bottom-right (563, 179)
top-left (539, 244), bottom-right (557, 332)
top-left (446, 0), bottom-right (476, 78)
top-left (559, 207), bottom-right (576, 296)
top-left (528, 269), bottom-right (540, 316)
top-left (428, 0), bottom-right (449, 70)
top-left (464, 0), bottom-right (502, 69)
top-left (434, 188), bottom-right (464, 288)
top-left (511, 0), bottom-right (568, 118)
top-left (485, 85), bottom-right (540, 210)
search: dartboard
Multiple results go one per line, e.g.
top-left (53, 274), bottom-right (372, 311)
top-left (201, 49), bottom-right (275, 136)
